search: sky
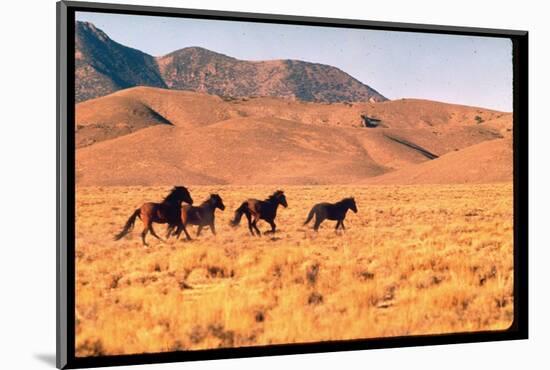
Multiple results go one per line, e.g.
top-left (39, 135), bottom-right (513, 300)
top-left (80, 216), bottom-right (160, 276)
top-left (76, 11), bottom-right (513, 112)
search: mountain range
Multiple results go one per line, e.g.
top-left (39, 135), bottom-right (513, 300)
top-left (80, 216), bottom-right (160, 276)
top-left (74, 21), bottom-right (513, 186)
top-left (75, 21), bottom-right (387, 104)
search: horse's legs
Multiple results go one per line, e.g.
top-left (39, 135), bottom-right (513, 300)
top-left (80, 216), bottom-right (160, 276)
top-left (252, 217), bottom-right (262, 236)
top-left (313, 217), bottom-right (323, 232)
top-left (210, 222), bottom-right (216, 235)
top-left (141, 229), bottom-right (149, 246)
top-left (340, 220), bottom-right (346, 230)
top-left (196, 225), bottom-right (203, 237)
top-left (172, 225), bottom-right (182, 239)
top-left (335, 220), bottom-right (341, 230)
top-left (265, 220), bottom-right (276, 234)
top-left (165, 225), bottom-right (174, 239)
top-left (180, 224), bottom-right (192, 241)
top-left (149, 225), bottom-right (163, 241)
top-left (141, 224), bottom-right (149, 246)
top-left (246, 214), bottom-right (255, 236)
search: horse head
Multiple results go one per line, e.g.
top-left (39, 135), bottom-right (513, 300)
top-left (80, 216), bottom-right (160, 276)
top-left (211, 194), bottom-right (225, 211)
top-left (171, 186), bottom-right (193, 205)
top-left (275, 190), bottom-right (288, 208)
top-left (347, 197), bottom-right (358, 213)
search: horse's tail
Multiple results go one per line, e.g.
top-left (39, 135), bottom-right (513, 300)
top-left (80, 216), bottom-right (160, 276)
top-left (304, 205), bottom-right (317, 225)
top-left (114, 208), bottom-right (140, 241)
top-left (230, 202), bottom-right (249, 227)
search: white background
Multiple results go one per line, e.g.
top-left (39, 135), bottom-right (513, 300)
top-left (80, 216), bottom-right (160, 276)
top-left (0, 0), bottom-right (547, 368)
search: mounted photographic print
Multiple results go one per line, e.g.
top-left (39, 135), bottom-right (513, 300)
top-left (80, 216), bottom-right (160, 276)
top-left (56, 1), bottom-right (528, 368)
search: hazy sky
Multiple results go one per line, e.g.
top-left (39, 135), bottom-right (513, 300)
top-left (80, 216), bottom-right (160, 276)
top-left (76, 12), bottom-right (513, 112)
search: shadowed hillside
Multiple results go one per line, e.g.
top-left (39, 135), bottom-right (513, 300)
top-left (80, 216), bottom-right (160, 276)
top-left (75, 22), bottom-right (166, 102)
top-left (366, 138), bottom-right (513, 185)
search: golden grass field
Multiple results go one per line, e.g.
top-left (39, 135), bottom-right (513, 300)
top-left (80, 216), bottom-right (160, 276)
top-left (75, 183), bottom-right (514, 357)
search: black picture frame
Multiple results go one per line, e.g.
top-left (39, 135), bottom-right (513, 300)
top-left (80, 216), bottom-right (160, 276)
top-left (57, 1), bottom-right (528, 368)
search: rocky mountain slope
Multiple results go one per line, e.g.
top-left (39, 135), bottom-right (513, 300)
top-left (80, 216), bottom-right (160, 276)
top-left (75, 21), bottom-right (386, 103)
top-left (75, 22), bottom-right (166, 102)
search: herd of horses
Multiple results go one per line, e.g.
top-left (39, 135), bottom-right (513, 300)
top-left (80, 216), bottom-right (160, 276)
top-left (114, 186), bottom-right (358, 246)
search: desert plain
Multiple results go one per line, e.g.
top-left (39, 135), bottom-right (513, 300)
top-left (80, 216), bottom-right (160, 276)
top-left (75, 183), bottom-right (513, 356)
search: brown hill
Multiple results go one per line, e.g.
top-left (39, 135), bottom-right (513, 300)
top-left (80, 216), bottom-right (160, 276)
top-left (75, 87), bottom-right (510, 151)
top-left (75, 21), bottom-right (386, 103)
top-left (76, 117), bottom-right (390, 186)
top-left (365, 138), bottom-right (513, 185)
top-left (75, 87), bottom-right (512, 186)
top-left (75, 88), bottom-right (239, 147)
top-left (75, 95), bottom-right (171, 148)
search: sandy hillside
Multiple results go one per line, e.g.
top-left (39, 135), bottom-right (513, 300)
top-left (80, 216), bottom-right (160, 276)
top-left (366, 138), bottom-right (513, 185)
top-left (76, 116), bottom-right (389, 185)
top-left (75, 87), bottom-right (512, 186)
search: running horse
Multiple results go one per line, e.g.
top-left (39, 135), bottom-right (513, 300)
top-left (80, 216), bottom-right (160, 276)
top-left (167, 194), bottom-right (226, 240)
top-left (230, 190), bottom-right (288, 236)
top-left (114, 186), bottom-right (193, 246)
top-left (304, 197), bottom-right (357, 232)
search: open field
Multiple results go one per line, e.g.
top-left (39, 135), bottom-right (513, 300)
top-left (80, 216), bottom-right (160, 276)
top-left (75, 183), bottom-right (514, 356)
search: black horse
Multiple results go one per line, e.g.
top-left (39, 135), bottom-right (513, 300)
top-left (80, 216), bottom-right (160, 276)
top-left (114, 186), bottom-right (194, 246)
top-left (168, 194), bottom-right (226, 240)
top-left (304, 197), bottom-right (357, 232)
top-left (230, 190), bottom-right (288, 236)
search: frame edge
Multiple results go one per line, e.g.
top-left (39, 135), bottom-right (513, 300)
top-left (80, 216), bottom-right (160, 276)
top-left (57, 1), bottom-right (69, 369)
top-left (58, 2), bottom-right (529, 368)
top-left (63, 0), bottom-right (527, 37)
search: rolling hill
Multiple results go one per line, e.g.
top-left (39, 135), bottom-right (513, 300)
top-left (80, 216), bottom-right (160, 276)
top-left (75, 86), bottom-right (510, 148)
top-left (75, 87), bottom-right (512, 186)
top-left (76, 116), bottom-right (389, 186)
top-left (365, 138), bottom-right (513, 185)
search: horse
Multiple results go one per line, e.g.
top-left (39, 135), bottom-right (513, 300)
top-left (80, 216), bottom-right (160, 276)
top-left (304, 197), bottom-right (357, 232)
top-left (114, 186), bottom-right (193, 246)
top-left (168, 194), bottom-right (225, 240)
top-left (230, 190), bottom-right (288, 236)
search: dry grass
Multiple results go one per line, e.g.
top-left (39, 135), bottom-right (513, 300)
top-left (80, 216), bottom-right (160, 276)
top-left (75, 183), bottom-right (513, 357)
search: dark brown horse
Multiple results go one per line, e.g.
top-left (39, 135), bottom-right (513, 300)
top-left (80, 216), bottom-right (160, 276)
top-left (230, 190), bottom-right (288, 236)
top-left (168, 194), bottom-right (225, 240)
top-left (114, 186), bottom-right (193, 246)
top-left (304, 197), bottom-right (357, 232)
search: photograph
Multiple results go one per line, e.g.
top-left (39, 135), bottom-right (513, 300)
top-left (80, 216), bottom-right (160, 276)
top-left (73, 10), bottom-right (515, 358)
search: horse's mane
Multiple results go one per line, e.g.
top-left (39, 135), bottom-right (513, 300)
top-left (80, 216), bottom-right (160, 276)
top-left (200, 195), bottom-right (214, 207)
top-left (266, 190), bottom-right (284, 202)
top-left (163, 186), bottom-right (186, 203)
top-left (337, 197), bottom-right (354, 206)
top-left (199, 194), bottom-right (220, 207)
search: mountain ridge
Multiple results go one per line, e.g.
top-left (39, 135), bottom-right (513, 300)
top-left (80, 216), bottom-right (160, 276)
top-left (75, 21), bottom-right (167, 102)
top-left (75, 21), bottom-right (387, 103)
